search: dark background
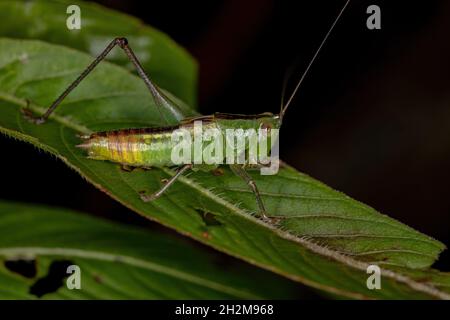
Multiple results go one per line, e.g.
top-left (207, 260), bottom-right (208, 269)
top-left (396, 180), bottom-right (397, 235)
top-left (1, 0), bottom-right (449, 286)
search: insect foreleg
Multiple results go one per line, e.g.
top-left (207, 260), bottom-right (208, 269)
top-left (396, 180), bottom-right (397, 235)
top-left (140, 164), bottom-right (192, 202)
top-left (229, 164), bottom-right (270, 221)
top-left (23, 37), bottom-right (182, 125)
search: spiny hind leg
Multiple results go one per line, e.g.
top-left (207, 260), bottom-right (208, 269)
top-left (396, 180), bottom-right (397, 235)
top-left (22, 37), bottom-right (183, 125)
top-left (229, 164), bottom-right (272, 222)
top-left (140, 164), bottom-right (192, 202)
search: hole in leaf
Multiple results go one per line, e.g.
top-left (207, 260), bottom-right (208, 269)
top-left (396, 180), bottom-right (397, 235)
top-left (195, 209), bottom-right (223, 226)
top-left (29, 260), bottom-right (73, 298)
top-left (4, 259), bottom-right (37, 278)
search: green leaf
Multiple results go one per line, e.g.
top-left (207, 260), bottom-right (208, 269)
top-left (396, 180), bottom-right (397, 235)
top-left (0, 0), bottom-right (197, 107)
top-left (0, 200), bottom-right (301, 299)
top-left (0, 38), bottom-right (449, 300)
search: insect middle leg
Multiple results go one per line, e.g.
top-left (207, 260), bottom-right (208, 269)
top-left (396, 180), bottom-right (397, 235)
top-left (22, 37), bottom-right (181, 125)
top-left (229, 164), bottom-right (271, 221)
top-left (140, 164), bottom-right (192, 202)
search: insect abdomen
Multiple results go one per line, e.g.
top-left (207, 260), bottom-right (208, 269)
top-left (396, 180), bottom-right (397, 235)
top-left (78, 127), bottom-right (177, 167)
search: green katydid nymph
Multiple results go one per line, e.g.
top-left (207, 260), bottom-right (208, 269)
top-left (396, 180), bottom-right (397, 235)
top-left (22, 1), bottom-right (351, 222)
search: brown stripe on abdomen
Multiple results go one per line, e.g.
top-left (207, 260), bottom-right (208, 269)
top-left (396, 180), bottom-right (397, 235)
top-left (106, 131), bottom-right (120, 162)
top-left (106, 130), bottom-right (142, 164)
top-left (126, 129), bottom-right (138, 164)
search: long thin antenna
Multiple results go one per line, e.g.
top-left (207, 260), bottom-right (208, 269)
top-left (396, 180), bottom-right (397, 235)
top-left (280, 0), bottom-right (350, 120)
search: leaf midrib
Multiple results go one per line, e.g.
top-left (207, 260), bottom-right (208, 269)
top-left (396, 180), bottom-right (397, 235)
top-left (163, 170), bottom-right (450, 300)
top-left (1, 80), bottom-right (449, 300)
top-left (0, 247), bottom-right (261, 299)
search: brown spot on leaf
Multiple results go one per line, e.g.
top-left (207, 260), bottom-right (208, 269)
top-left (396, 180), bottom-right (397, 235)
top-left (211, 168), bottom-right (224, 176)
top-left (202, 231), bottom-right (212, 240)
